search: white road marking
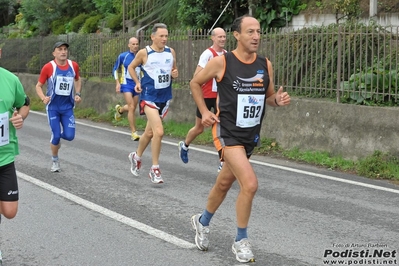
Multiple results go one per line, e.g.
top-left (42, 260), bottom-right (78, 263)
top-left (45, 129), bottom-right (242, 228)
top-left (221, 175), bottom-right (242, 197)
top-left (17, 171), bottom-right (196, 249)
top-left (250, 161), bottom-right (399, 194)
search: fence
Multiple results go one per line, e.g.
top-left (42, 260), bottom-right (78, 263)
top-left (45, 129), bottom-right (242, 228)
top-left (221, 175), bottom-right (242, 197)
top-left (0, 23), bottom-right (398, 104)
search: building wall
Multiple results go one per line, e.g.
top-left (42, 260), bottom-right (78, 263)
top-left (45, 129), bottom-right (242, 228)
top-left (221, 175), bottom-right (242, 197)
top-left (288, 13), bottom-right (399, 30)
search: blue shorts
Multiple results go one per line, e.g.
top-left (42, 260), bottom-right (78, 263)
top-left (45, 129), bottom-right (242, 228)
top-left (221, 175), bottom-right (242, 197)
top-left (120, 84), bottom-right (139, 97)
top-left (47, 108), bottom-right (75, 145)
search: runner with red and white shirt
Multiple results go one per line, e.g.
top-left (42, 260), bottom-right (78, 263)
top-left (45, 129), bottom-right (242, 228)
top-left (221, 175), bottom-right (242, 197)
top-left (35, 41), bottom-right (82, 173)
top-left (178, 27), bottom-right (226, 168)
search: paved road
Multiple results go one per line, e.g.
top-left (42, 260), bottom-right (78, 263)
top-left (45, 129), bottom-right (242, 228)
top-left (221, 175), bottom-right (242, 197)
top-left (1, 111), bottom-right (398, 265)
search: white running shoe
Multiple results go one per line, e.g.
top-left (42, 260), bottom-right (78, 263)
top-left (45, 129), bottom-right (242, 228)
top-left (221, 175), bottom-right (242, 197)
top-left (149, 167), bottom-right (163, 184)
top-left (232, 238), bottom-right (255, 263)
top-left (51, 161), bottom-right (60, 172)
top-left (128, 152), bottom-right (141, 176)
top-left (191, 214), bottom-right (210, 251)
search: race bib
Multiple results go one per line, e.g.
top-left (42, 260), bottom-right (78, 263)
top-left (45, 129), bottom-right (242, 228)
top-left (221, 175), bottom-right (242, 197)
top-left (154, 69), bottom-right (171, 89)
top-left (236, 94), bottom-right (265, 128)
top-left (55, 76), bottom-right (74, 96)
top-left (0, 111), bottom-right (10, 146)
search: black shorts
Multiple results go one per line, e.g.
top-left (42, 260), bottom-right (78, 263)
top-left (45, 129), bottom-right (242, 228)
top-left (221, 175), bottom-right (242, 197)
top-left (217, 145), bottom-right (254, 162)
top-left (196, 98), bottom-right (217, 119)
top-left (0, 162), bottom-right (19, 201)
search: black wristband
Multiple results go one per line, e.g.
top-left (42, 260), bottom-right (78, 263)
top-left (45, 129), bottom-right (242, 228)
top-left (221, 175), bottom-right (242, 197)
top-left (274, 98), bottom-right (280, 106)
top-left (76, 92), bottom-right (81, 97)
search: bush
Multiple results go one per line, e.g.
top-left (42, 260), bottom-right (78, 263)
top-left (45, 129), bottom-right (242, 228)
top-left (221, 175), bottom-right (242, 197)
top-left (26, 54), bottom-right (41, 74)
top-left (81, 15), bottom-right (102, 33)
top-left (80, 37), bottom-right (123, 78)
top-left (51, 18), bottom-right (69, 35)
top-left (107, 14), bottom-right (122, 32)
top-left (70, 14), bottom-right (89, 33)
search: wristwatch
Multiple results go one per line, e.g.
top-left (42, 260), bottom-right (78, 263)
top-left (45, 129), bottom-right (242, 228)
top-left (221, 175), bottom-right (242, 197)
top-left (76, 92), bottom-right (81, 97)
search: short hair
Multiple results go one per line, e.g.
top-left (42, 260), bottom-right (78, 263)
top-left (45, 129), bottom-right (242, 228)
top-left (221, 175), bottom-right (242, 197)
top-left (152, 23), bottom-right (167, 34)
top-left (231, 15), bottom-right (252, 33)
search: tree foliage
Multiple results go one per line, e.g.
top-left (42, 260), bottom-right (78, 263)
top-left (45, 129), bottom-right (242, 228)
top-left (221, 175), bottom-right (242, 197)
top-left (7, 0), bottom-right (307, 36)
top-left (92, 0), bottom-right (119, 14)
top-left (177, 0), bottom-right (248, 29)
top-left (177, 0), bottom-right (306, 29)
top-left (0, 0), bottom-right (19, 27)
top-left (19, 0), bottom-right (96, 35)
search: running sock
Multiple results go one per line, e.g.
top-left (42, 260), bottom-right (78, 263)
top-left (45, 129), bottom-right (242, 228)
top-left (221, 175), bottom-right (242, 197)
top-left (235, 227), bottom-right (248, 242)
top-left (52, 156), bottom-right (59, 162)
top-left (151, 165), bottom-right (160, 169)
top-left (184, 143), bottom-right (189, 149)
top-left (199, 209), bottom-right (214, 226)
top-left (134, 153), bottom-right (141, 160)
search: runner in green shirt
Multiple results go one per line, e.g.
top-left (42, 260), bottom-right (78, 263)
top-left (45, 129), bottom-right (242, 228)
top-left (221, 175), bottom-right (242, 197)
top-left (0, 67), bottom-right (30, 220)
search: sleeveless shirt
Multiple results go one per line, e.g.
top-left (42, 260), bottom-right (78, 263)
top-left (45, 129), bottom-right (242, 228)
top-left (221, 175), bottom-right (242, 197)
top-left (200, 47), bottom-right (226, 98)
top-left (48, 60), bottom-right (76, 111)
top-left (213, 51), bottom-right (270, 150)
top-left (140, 45), bottom-right (174, 102)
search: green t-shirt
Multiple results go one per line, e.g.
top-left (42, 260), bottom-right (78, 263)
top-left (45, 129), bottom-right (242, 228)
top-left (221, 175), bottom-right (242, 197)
top-left (0, 68), bottom-right (27, 167)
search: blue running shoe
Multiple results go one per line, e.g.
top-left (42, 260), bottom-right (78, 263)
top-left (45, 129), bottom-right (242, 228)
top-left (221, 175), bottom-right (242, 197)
top-left (178, 141), bottom-right (189, 163)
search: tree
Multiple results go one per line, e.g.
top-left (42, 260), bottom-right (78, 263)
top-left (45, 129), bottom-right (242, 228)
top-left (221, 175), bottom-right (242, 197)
top-left (177, 0), bottom-right (247, 29)
top-left (0, 0), bottom-right (19, 27)
top-left (19, 0), bottom-right (96, 35)
top-left (176, 0), bottom-right (306, 29)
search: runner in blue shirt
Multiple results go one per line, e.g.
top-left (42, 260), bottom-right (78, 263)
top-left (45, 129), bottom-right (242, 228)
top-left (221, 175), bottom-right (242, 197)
top-left (112, 37), bottom-right (141, 141)
top-left (36, 42), bottom-right (82, 172)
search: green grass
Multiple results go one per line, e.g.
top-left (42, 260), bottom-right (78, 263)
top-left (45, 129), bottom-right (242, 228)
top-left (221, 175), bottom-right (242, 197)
top-left (29, 99), bottom-right (399, 181)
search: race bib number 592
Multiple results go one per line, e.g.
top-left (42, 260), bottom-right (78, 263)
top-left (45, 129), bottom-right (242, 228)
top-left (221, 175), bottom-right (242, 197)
top-left (236, 94), bottom-right (265, 128)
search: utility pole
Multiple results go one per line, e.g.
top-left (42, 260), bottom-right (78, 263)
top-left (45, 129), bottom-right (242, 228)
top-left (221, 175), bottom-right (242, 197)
top-left (370, 0), bottom-right (377, 17)
top-left (123, 0), bottom-right (126, 33)
top-left (248, 0), bottom-right (255, 16)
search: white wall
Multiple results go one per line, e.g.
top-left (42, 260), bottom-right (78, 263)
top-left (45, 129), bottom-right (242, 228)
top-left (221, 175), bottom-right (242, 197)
top-left (287, 13), bottom-right (399, 30)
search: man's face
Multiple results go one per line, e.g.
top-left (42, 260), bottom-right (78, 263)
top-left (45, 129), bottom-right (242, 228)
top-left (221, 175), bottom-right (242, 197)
top-left (237, 17), bottom-right (260, 53)
top-left (212, 30), bottom-right (226, 49)
top-left (151, 28), bottom-right (168, 49)
top-left (53, 45), bottom-right (68, 60)
top-left (128, 38), bottom-right (139, 53)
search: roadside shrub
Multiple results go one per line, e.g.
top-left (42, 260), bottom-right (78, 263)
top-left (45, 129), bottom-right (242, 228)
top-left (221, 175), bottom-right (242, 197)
top-left (26, 54), bottom-right (41, 74)
top-left (340, 60), bottom-right (399, 105)
top-left (51, 19), bottom-right (68, 35)
top-left (81, 15), bottom-right (102, 33)
top-left (107, 14), bottom-right (122, 32)
top-left (70, 14), bottom-right (89, 33)
top-left (80, 38), bottom-right (122, 78)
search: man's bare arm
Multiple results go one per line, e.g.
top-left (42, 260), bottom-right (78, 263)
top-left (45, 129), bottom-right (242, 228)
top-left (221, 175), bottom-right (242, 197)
top-left (128, 49), bottom-right (146, 85)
